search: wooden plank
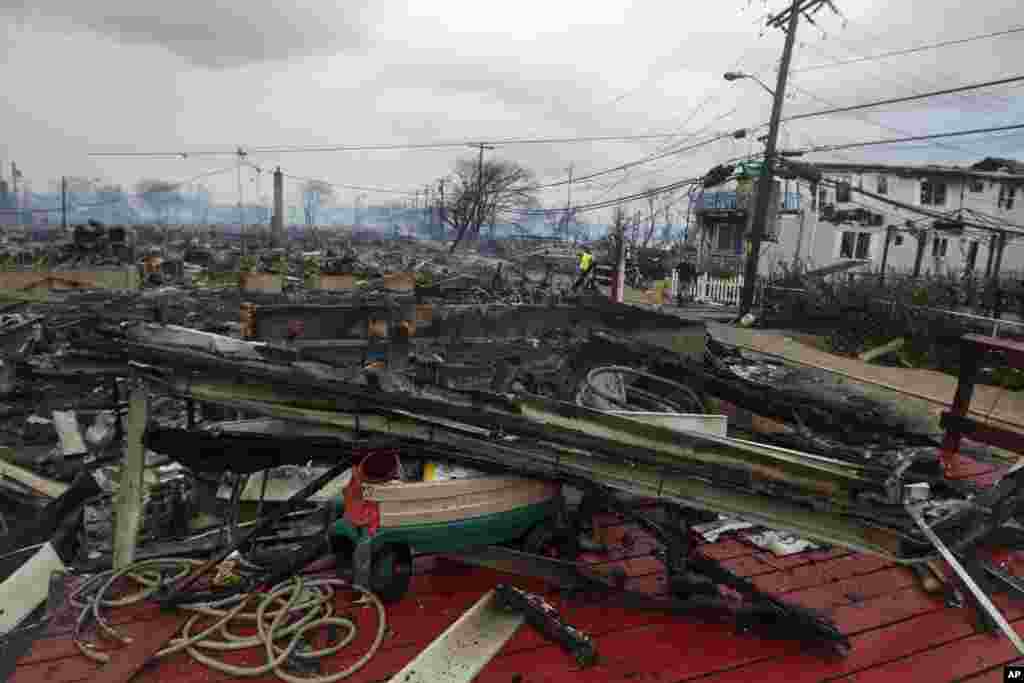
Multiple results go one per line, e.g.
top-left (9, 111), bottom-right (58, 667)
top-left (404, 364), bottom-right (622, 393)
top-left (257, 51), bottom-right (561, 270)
top-left (753, 553), bottom-right (893, 594)
top-left (386, 590), bottom-right (524, 683)
top-left (471, 578), bottom-right (949, 683)
top-left (829, 617), bottom-right (1024, 682)
top-left (379, 483), bottom-right (558, 527)
top-left (113, 387), bottom-right (147, 570)
top-left (51, 411), bottom-right (87, 457)
top-left (698, 592), bottom-right (1024, 683)
top-left (0, 450), bottom-right (68, 498)
top-left (0, 543), bottom-right (65, 633)
top-left (12, 616), bottom-right (182, 683)
top-left (366, 476), bottom-right (549, 502)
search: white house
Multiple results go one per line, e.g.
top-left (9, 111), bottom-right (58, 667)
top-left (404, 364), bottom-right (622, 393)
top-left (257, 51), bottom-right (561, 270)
top-left (692, 157), bottom-right (1024, 280)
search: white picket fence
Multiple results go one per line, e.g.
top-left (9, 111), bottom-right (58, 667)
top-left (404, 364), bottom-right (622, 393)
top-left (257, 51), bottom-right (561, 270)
top-left (685, 273), bottom-right (746, 306)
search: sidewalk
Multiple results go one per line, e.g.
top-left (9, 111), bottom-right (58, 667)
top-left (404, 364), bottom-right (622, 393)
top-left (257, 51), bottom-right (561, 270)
top-left (707, 321), bottom-right (1024, 431)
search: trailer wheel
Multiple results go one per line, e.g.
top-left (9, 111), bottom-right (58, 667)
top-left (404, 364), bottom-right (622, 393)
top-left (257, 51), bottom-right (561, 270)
top-left (524, 523), bottom-right (578, 561)
top-left (369, 543), bottom-right (413, 603)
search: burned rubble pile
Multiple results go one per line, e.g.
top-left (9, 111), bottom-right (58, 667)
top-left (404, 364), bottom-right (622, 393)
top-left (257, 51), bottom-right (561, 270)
top-left (1, 239), bottom-right (1023, 677)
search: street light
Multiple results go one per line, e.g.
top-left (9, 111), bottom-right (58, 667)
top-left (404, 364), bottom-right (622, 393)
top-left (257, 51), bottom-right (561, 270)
top-left (723, 71), bottom-right (776, 98)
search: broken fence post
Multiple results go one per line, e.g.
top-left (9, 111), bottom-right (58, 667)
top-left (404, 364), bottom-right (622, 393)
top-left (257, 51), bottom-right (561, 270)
top-left (113, 383), bottom-right (149, 570)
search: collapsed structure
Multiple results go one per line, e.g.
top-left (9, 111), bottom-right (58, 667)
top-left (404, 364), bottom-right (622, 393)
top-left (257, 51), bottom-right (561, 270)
top-left (0, 237), bottom-right (1023, 680)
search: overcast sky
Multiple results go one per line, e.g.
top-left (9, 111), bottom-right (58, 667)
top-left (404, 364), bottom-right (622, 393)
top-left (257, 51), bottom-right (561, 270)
top-left (1, 0), bottom-right (1022, 219)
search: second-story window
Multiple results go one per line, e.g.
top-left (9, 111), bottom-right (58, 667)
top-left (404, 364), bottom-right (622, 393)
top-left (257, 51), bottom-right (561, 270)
top-left (969, 179), bottom-right (985, 192)
top-left (999, 184), bottom-right (1017, 210)
top-left (876, 175), bottom-right (888, 195)
top-left (921, 180), bottom-right (947, 206)
top-left (836, 177), bottom-right (852, 203)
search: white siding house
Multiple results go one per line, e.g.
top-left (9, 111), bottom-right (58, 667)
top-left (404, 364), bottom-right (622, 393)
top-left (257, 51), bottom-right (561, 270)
top-left (692, 159), bottom-right (1024, 280)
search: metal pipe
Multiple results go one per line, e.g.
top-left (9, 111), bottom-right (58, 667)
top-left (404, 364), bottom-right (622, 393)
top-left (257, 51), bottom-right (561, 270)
top-left (906, 502), bottom-right (1024, 656)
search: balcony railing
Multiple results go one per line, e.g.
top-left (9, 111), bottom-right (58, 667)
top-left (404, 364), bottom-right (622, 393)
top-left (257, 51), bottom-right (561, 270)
top-left (695, 191), bottom-right (801, 213)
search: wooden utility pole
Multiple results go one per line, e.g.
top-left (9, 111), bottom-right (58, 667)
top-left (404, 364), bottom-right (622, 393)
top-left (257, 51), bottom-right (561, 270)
top-left (738, 0), bottom-right (803, 317)
top-left (236, 147), bottom-right (248, 256)
top-left (992, 230), bottom-right (1008, 319)
top-left (438, 178), bottom-right (446, 240)
top-left (565, 164), bottom-right (574, 242)
top-left (879, 225), bottom-right (894, 285)
top-left (272, 166), bottom-right (284, 249)
top-left (471, 143), bottom-right (495, 236)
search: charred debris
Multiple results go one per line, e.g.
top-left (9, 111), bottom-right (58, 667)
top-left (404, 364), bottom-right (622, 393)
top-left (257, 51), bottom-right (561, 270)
top-left (0, 236), bottom-right (1020, 663)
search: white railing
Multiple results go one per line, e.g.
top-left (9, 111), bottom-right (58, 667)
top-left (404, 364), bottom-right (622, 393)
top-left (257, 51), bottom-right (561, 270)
top-left (687, 273), bottom-right (746, 306)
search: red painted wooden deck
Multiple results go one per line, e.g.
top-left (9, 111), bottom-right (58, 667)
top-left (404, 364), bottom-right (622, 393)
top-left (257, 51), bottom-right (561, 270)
top-left (13, 458), bottom-right (1024, 683)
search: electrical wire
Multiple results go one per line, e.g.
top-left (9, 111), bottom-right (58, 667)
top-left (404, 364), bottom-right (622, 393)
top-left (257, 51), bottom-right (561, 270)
top-left (282, 172), bottom-right (419, 196)
top-left (797, 123), bottom-right (1024, 154)
top-left (88, 132), bottom-right (707, 159)
top-left (792, 26), bottom-right (1024, 73)
top-left (783, 75), bottom-right (1024, 123)
top-left (536, 132), bottom-right (739, 190)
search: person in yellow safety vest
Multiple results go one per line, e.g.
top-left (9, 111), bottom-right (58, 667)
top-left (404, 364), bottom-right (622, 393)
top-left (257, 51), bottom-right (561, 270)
top-left (579, 249), bottom-right (593, 274)
top-left (573, 246), bottom-right (594, 291)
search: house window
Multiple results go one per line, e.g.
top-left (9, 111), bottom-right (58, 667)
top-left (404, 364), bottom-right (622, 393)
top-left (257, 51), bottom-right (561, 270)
top-left (999, 184), bottom-right (1017, 210)
top-left (966, 240), bottom-right (980, 271)
top-left (877, 175), bottom-right (888, 195)
top-left (969, 178), bottom-right (985, 193)
top-left (921, 180), bottom-right (947, 206)
top-left (714, 224), bottom-right (744, 254)
top-left (932, 237), bottom-right (949, 259)
top-left (893, 234), bottom-right (904, 246)
top-left (836, 178), bottom-right (852, 203)
top-left (818, 188), bottom-right (829, 207)
top-left (840, 231), bottom-right (872, 260)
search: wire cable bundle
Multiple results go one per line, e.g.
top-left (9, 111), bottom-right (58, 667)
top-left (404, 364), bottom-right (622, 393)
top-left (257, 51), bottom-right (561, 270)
top-left (69, 558), bottom-right (386, 682)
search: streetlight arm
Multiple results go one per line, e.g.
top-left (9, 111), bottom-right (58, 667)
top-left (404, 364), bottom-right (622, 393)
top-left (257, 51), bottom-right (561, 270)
top-left (723, 71), bottom-right (775, 97)
top-left (748, 75), bottom-right (777, 98)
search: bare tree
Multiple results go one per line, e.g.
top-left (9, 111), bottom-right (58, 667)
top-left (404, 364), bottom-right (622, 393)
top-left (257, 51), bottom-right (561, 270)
top-left (444, 157), bottom-right (539, 252)
top-left (302, 180), bottom-right (334, 227)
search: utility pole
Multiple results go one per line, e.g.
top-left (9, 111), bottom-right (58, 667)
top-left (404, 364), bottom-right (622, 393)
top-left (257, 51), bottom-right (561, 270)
top-left (738, 0), bottom-right (804, 318)
top-left (612, 216), bottom-right (627, 304)
top-left (457, 142), bottom-right (495, 252)
top-left (236, 147), bottom-right (247, 256)
top-left (565, 164), bottom-right (574, 242)
top-left (61, 176), bottom-right (67, 232)
top-left (438, 178), bottom-right (446, 241)
top-left (272, 166), bottom-right (284, 249)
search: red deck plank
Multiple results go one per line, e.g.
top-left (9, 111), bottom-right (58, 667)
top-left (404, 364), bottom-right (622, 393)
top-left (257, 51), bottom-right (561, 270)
top-left (699, 592), bottom-right (1024, 683)
top-left (830, 616), bottom-right (1024, 682)
top-left (471, 574), bottom-right (950, 683)
top-left (753, 554), bottom-right (894, 594)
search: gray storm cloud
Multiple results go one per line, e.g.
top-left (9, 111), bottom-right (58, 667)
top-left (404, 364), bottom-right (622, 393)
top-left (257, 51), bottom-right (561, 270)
top-left (0, 0), bottom-right (376, 68)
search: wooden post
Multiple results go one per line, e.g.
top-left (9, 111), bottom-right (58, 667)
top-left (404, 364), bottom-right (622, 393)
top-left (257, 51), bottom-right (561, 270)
top-left (114, 384), bottom-right (148, 569)
top-left (879, 226), bottom-right (893, 286)
top-left (940, 337), bottom-right (978, 478)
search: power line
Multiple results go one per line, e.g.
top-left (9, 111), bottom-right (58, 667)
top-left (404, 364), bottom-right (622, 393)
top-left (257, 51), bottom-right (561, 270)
top-left (512, 175), bottom-right (703, 216)
top-left (282, 172), bottom-right (420, 196)
top-left (798, 122), bottom-right (1024, 153)
top-left (535, 131), bottom-right (739, 190)
top-left (783, 74), bottom-right (1024, 123)
top-left (819, 176), bottom-right (1024, 235)
top-left (87, 132), bottom-right (705, 159)
top-left (793, 26), bottom-right (1024, 73)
